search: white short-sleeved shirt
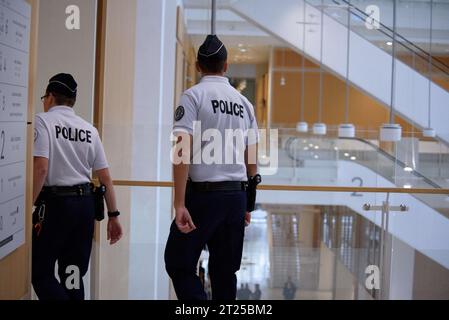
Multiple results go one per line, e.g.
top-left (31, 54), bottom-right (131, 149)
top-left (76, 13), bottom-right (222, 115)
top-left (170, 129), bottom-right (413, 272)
top-left (34, 105), bottom-right (109, 186)
top-left (173, 76), bottom-right (259, 182)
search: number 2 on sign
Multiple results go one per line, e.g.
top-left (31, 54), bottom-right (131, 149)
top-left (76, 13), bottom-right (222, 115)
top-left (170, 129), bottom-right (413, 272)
top-left (0, 130), bottom-right (5, 160)
top-left (351, 177), bottom-right (363, 197)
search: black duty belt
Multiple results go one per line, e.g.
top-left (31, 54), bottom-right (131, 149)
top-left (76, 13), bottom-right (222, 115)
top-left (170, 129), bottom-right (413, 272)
top-left (187, 180), bottom-right (247, 192)
top-left (41, 183), bottom-right (93, 198)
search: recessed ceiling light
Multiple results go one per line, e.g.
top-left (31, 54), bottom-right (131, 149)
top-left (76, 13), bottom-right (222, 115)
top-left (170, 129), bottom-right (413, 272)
top-left (240, 48), bottom-right (247, 53)
top-left (403, 184), bottom-right (412, 189)
top-left (404, 166), bottom-right (413, 172)
top-left (309, 144), bottom-right (314, 148)
top-left (344, 153), bottom-right (350, 157)
top-left (238, 43), bottom-right (244, 47)
top-left (350, 156), bottom-right (356, 161)
top-left (386, 41), bottom-right (393, 46)
top-left (314, 145), bottom-right (319, 150)
top-left (314, 155), bottom-right (319, 159)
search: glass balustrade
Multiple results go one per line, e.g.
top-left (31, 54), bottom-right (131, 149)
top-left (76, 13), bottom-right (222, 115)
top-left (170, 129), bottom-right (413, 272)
top-left (88, 186), bottom-right (449, 300)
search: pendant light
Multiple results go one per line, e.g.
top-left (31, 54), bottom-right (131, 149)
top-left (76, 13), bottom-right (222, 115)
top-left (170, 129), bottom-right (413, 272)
top-left (423, 0), bottom-right (436, 138)
top-left (313, 0), bottom-right (326, 135)
top-left (297, 1), bottom-right (308, 133)
top-left (338, 1), bottom-right (355, 138)
top-left (280, 48), bottom-right (286, 86)
top-left (380, 0), bottom-right (402, 142)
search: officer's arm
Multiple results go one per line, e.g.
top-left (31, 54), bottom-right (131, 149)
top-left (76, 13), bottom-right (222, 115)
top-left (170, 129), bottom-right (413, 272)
top-left (33, 157), bottom-right (48, 204)
top-left (245, 143), bottom-right (260, 216)
top-left (245, 143), bottom-right (258, 177)
top-left (173, 133), bottom-right (192, 209)
top-left (95, 168), bottom-right (118, 213)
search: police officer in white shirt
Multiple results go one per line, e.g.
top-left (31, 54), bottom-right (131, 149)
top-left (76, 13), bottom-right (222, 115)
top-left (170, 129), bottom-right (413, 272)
top-left (32, 73), bottom-right (123, 300)
top-left (165, 35), bottom-right (261, 300)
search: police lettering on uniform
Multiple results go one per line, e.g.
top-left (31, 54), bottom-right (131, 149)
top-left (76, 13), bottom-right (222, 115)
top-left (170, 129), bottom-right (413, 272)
top-left (211, 100), bottom-right (244, 118)
top-left (32, 73), bottom-right (123, 300)
top-left (165, 35), bottom-right (262, 301)
top-left (55, 125), bottom-right (92, 143)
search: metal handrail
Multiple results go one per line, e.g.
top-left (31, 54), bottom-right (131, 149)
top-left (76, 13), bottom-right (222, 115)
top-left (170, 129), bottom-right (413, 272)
top-left (112, 180), bottom-right (449, 194)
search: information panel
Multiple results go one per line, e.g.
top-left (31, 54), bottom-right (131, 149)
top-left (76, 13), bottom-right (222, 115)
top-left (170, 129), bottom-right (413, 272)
top-left (0, 0), bottom-right (30, 260)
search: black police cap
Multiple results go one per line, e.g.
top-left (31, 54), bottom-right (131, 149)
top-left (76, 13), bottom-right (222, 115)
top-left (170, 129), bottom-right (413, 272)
top-left (46, 73), bottom-right (77, 99)
top-left (197, 35), bottom-right (227, 62)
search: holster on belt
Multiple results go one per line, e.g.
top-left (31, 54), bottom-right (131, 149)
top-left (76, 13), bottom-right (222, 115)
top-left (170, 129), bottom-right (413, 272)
top-left (246, 174), bottom-right (262, 212)
top-left (93, 184), bottom-right (107, 222)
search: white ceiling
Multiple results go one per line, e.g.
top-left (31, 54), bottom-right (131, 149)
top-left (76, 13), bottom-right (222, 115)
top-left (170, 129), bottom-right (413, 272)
top-left (184, 7), bottom-right (282, 64)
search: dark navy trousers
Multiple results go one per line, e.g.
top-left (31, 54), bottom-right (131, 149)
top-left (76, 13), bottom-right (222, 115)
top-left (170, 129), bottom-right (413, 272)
top-left (32, 195), bottom-right (95, 300)
top-left (165, 189), bottom-right (246, 301)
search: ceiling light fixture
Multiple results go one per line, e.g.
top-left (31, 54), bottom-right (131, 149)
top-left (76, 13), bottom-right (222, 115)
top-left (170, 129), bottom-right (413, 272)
top-left (297, 2), bottom-right (309, 133)
top-left (380, 0), bottom-right (402, 142)
top-left (339, 2), bottom-right (356, 139)
top-left (423, 0), bottom-right (436, 138)
top-left (313, 0), bottom-right (327, 136)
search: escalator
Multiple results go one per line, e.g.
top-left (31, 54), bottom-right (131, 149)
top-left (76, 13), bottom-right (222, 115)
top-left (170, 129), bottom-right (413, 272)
top-left (228, 0), bottom-right (449, 143)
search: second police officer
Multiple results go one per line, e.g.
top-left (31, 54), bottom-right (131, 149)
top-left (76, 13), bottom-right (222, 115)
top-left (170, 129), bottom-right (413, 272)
top-left (32, 73), bottom-right (123, 300)
top-left (165, 35), bottom-right (261, 300)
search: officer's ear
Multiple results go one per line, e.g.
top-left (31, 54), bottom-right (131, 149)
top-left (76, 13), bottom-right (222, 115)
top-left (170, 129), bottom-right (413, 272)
top-left (195, 61), bottom-right (202, 73)
top-left (48, 93), bottom-right (57, 105)
top-left (223, 62), bottom-right (228, 73)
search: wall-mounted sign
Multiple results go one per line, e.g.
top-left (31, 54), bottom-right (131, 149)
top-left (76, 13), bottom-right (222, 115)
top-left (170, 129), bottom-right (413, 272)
top-left (0, 0), bottom-right (30, 260)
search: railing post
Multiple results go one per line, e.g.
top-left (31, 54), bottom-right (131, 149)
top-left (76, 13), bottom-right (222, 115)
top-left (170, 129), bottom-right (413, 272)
top-left (211, 0), bottom-right (217, 35)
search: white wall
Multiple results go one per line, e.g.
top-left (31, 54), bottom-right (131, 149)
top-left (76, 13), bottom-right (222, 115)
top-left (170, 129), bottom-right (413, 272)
top-left (128, 0), bottom-right (178, 300)
top-left (34, 0), bottom-right (97, 122)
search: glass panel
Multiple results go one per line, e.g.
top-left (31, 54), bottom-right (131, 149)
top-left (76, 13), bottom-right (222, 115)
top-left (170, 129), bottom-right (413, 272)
top-left (100, 124), bottom-right (174, 181)
top-left (92, 186), bottom-right (172, 300)
top-left (387, 192), bottom-right (449, 299)
top-left (262, 128), bottom-right (448, 190)
top-left (91, 187), bottom-right (449, 300)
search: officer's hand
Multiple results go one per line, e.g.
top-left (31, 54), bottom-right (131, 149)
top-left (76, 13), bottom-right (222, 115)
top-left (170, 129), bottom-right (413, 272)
top-left (245, 212), bottom-right (251, 227)
top-left (175, 206), bottom-right (197, 234)
top-left (107, 217), bottom-right (123, 245)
